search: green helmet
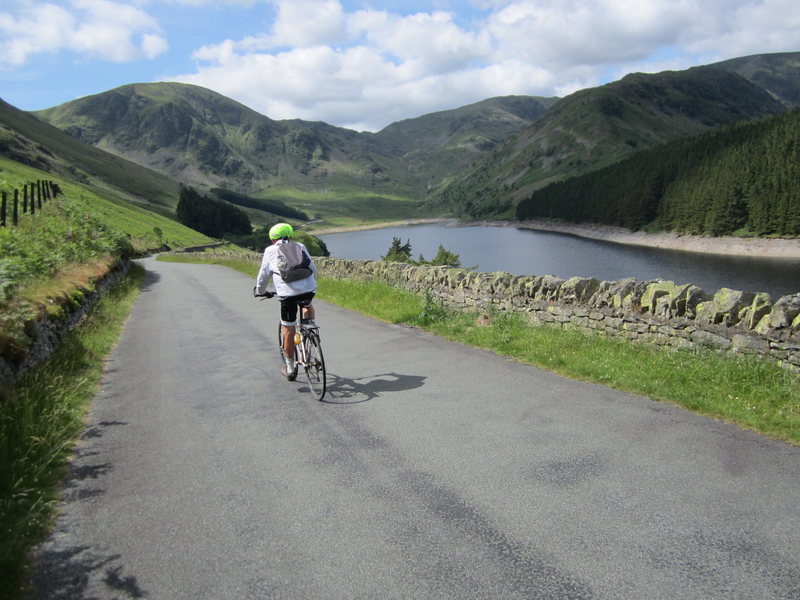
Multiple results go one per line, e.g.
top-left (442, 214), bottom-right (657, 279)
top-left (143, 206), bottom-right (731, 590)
top-left (269, 222), bottom-right (294, 240)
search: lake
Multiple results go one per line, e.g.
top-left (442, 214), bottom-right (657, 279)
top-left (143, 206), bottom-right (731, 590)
top-left (319, 223), bottom-right (800, 299)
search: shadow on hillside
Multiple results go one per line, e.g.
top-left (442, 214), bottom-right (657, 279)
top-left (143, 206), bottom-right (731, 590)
top-left (317, 372), bottom-right (426, 404)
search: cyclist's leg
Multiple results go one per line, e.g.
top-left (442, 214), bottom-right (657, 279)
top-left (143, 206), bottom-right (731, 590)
top-left (282, 324), bottom-right (296, 357)
top-left (299, 293), bottom-right (316, 323)
top-left (279, 297), bottom-right (300, 368)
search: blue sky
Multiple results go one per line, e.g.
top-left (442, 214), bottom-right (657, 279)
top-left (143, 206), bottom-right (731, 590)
top-left (1, 0), bottom-right (798, 132)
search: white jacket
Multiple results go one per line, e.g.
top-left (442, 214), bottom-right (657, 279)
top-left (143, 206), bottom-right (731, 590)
top-left (255, 239), bottom-right (317, 298)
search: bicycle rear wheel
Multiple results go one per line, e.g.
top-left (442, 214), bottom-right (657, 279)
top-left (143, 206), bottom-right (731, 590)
top-left (303, 330), bottom-right (326, 400)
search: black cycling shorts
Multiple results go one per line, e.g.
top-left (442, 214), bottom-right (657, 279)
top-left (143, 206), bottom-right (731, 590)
top-left (279, 292), bottom-right (315, 325)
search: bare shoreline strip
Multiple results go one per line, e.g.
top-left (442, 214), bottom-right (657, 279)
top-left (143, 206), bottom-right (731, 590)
top-left (313, 218), bottom-right (800, 259)
top-left (310, 218), bottom-right (454, 235)
top-left (509, 220), bottom-right (800, 259)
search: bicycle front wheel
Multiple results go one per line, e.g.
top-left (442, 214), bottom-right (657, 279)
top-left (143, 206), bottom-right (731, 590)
top-left (303, 330), bottom-right (326, 400)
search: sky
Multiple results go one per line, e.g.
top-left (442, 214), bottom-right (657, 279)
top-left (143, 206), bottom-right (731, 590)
top-left (1, 0), bottom-right (798, 132)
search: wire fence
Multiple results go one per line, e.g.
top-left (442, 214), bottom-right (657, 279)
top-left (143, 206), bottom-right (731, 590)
top-left (0, 180), bottom-right (62, 227)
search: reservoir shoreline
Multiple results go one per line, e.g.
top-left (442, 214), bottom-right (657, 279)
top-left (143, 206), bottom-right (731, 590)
top-left (315, 219), bottom-right (800, 259)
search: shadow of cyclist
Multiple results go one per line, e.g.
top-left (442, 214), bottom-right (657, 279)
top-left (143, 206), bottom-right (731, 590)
top-left (305, 372), bottom-right (426, 404)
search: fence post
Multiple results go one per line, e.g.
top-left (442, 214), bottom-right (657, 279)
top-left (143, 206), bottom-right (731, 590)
top-left (37, 180), bottom-right (42, 209)
top-left (13, 189), bottom-right (19, 225)
top-left (1, 191), bottom-right (6, 227)
top-left (23, 185), bottom-right (28, 214)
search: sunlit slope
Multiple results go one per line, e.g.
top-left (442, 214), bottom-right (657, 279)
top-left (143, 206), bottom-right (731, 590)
top-left (1, 158), bottom-right (212, 253)
top-left (0, 98), bottom-right (178, 211)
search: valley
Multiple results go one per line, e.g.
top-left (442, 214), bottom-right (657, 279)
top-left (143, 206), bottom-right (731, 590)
top-left (2, 48), bottom-right (799, 600)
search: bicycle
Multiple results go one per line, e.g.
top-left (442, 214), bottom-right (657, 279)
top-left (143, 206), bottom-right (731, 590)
top-left (257, 293), bottom-right (327, 400)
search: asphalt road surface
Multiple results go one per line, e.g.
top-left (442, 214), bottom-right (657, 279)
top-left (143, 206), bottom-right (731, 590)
top-left (32, 257), bottom-right (800, 599)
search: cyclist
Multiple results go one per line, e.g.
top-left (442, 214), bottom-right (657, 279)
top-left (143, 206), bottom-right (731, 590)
top-left (254, 223), bottom-right (317, 381)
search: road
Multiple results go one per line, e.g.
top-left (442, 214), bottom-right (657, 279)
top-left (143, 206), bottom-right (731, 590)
top-left (32, 257), bottom-right (800, 599)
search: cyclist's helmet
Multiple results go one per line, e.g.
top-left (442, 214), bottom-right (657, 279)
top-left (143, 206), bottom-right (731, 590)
top-left (269, 222), bottom-right (294, 240)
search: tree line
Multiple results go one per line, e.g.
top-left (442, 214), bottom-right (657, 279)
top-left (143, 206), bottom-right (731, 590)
top-left (210, 188), bottom-right (309, 221)
top-left (516, 108), bottom-right (800, 236)
top-left (382, 237), bottom-right (462, 267)
top-left (176, 185), bottom-right (251, 237)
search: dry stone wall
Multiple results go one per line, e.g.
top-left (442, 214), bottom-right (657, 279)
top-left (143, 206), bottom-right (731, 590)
top-left (0, 260), bottom-right (130, 387)
top-left (314, 258), bottom-right (800, 370)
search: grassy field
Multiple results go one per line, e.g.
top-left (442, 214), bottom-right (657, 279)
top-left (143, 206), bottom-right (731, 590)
top-left (0, 158), bottom-right (212, 253)
top-left (160, 253), bottom-right (800, 445)
top-left (252, 187), bottom-right (422, 229)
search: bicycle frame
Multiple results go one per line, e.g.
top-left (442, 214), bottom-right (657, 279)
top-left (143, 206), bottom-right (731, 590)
top-left (259, 293), bottom-right (326, 400)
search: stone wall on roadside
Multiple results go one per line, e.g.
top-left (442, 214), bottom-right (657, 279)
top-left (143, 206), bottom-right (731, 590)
top-left (313, 257), bottom-right (800, 370)
top-left (0, 260), bottom-right (131, 387)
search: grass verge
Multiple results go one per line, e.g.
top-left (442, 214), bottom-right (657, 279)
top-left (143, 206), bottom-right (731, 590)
top-left (160, 253), bottom-right (800, 444)
top-left (0, 264), bottom-right (145, 600)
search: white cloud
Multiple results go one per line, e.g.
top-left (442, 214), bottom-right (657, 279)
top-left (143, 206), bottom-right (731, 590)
top-left (350, 9), bottom-right (491, 75)
top-left (679, 0), bottom-right (800, 58)
top-left (172, 0), bottom-right (800, 130)
top-left (270, 0), bottom-right (346, 47)
top-left (4, 0), bottom-right (799, 129)
top-left (0, 0), bottom-right (168, 66)
top-left (485, 0), bottom-right (698, 68)
top-left (142, 32), bottom-right (170, 58)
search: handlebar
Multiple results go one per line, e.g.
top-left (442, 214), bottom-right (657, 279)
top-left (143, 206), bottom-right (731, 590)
top-left (253, 289), bottom-right (275, 299)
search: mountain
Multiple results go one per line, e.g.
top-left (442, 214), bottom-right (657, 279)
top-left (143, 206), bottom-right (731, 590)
top-left (21, 51), bottom-right (800, 227)
top-left (0, 97), bottom-right (178, 211)
top-left (713, 51), bottom-right (800, 107)
top-left (364, 96), bottom-right (557, 190)
top-left (33, 84), bottom-right (552, 202)
top-left (34, 83), bottom-right (398, 196)
top-left (425, 60), bottom-right (793, 218)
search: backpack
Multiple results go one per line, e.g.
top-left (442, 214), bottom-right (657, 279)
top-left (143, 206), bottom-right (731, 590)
top-left (275, 241), bottom-right (313, 282)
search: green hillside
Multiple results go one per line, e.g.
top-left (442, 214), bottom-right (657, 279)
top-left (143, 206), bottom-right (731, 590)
top-left (37, 83), bottom-right (417, 198)
top-left (364, 95), bottom-right (556, 190)
top-left (714, 51), bottom-right (800, 107)
top-left (1, 95), bottom-right (305, 233)
top-left (0, 98), bottom-right (178, 211)
top-left (425, 67), bottom-right (787, 219)
top-left (516, 108), bottom-right (800, 236)
top-left (33, 85), bottom-right (552, 219)
top-left (24, 51), bottom-right (800, 233)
